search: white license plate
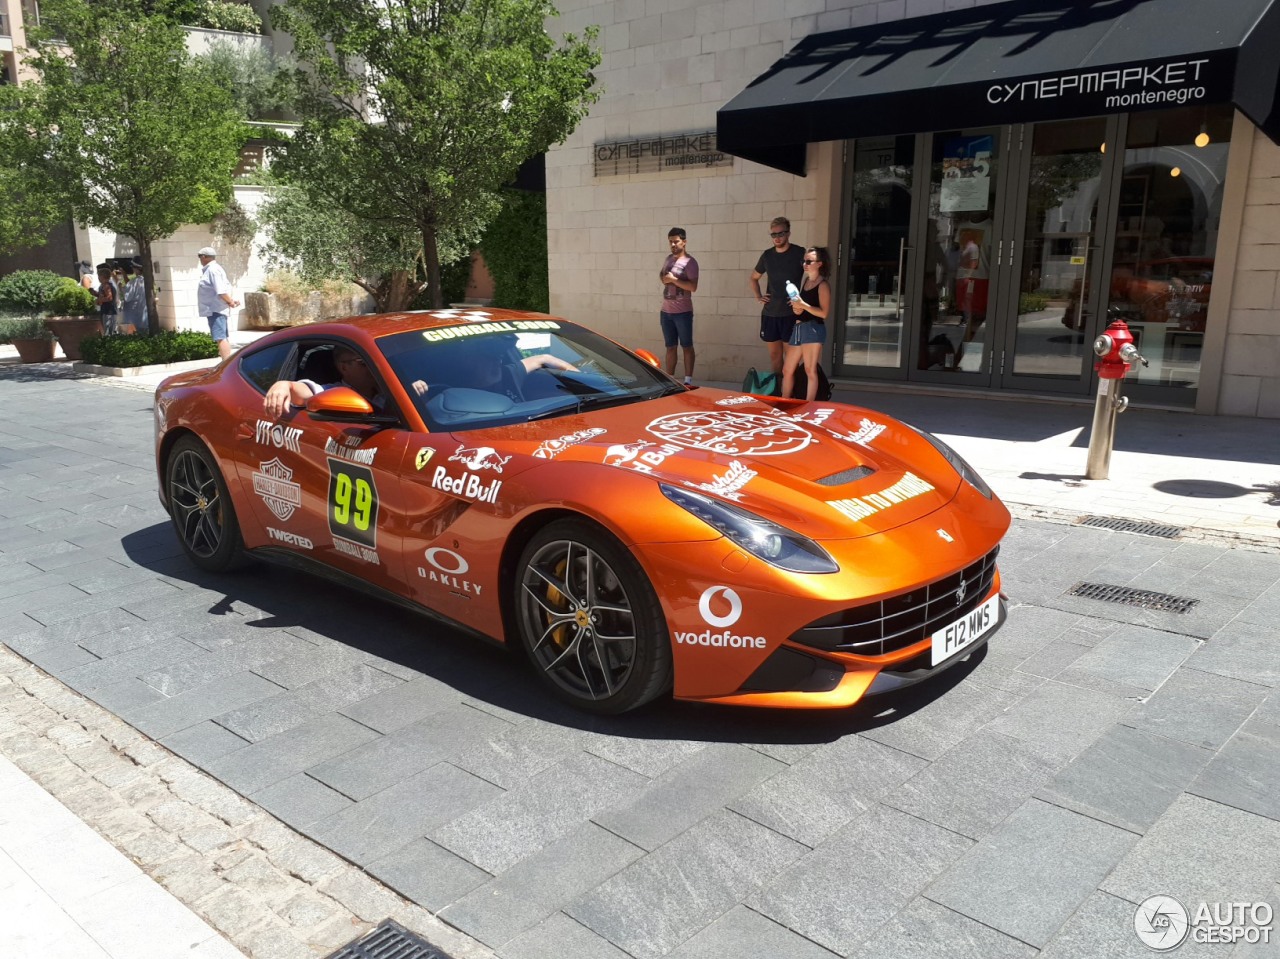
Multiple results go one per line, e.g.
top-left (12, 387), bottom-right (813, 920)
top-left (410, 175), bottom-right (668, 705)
top-left (930, 594), bottom-right (999, 667)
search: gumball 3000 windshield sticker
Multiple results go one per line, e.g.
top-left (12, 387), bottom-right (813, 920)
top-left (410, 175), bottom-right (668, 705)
top-left (647, 411), bottom-right (814, 456)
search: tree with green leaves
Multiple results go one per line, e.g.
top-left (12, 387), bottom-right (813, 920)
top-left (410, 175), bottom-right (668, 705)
top-left (0, 0), bottom-right (245, 330)
top-left (255, 175), bottom-right (480, 311)
top-left (270, 0), bottom-right (600, 308)
top-left (0, 164), bottom-right (65, 257)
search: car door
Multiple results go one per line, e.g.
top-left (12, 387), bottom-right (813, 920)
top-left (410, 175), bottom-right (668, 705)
top-left (232, 338), bottom-right (413, 593)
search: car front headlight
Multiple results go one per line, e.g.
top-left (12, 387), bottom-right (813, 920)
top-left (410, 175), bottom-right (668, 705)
top-left (660, 485), bottom-right (838, 574)
top-left (911, 428), bottom-right (993, 499)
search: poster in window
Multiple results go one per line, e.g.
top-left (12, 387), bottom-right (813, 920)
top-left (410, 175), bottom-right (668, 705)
top-left (940, 135), bottom-right (993, 213)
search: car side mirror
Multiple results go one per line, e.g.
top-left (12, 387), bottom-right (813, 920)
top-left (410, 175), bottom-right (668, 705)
top-left (633, 348), bottom-right (662, 368)
top-left (305, 386), bottom-right (399, 425)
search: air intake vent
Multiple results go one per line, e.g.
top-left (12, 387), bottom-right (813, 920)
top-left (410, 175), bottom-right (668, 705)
top-left (1077, 516), bottom-right (1183, 539)
top-left (817, 466), bottom-right (874, 487)
top-left (1068, 582), bottom-right (1199, 614)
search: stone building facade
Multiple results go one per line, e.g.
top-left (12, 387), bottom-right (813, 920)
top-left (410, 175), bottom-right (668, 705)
top-left (545, 0), bottom-right (1280, 418)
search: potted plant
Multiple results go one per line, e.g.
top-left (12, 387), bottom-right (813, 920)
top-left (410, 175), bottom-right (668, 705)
top-left (0, 316), bottom-right (58, 363)
top-left (44, 278), bottom-right (103, 361)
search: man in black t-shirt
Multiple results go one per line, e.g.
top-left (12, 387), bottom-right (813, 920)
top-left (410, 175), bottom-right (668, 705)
top-left (749, 216), bottom-right (806, 375)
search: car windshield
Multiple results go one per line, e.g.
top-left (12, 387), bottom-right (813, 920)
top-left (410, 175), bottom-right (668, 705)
top-left (378, 319), bottom-right (682, 431)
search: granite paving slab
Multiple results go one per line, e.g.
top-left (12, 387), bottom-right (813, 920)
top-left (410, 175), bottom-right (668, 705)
top-left (569, 810), bottom-right (809, 959)
top-left (1186, 718), bottom-right (1280, 822)
top-left (751, 803), bottom-right (973, 955)
top-left (1100, 794), bottom-right (1280, 909)
top-left (440, 823), bottom-right (644, 948)
top-left (1121, 666), bottom-right (1269, 749)
top-left (926, 798), bottom-right (1138, 948)
top-left (857, 897), bottom-right (1036, 959)
top-left (885, 728), bottom-right (1058, 839)
top-left (594, 742), bottom-right (784, 851)
top-left (310, 761), bottom-right (504, 865)
top-left (431, 752), bottom-right (649, 874)
top-left (1037, 723), bottom-right (1213, 834)
top-left (727, 733), bottom-right (924, 847)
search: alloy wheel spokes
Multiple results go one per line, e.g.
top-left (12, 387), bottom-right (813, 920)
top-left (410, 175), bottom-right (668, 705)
top-left (520, 537), bottom-right (637, 702)
top-left (171, 451), bottom-right (222, 557)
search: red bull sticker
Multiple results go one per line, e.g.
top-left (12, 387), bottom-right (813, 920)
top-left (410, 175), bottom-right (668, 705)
top-left (450, 446), bottom-right (511, 473)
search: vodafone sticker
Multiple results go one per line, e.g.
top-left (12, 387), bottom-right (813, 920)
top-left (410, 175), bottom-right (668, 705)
top-left (698, 585), bottom-right (742, 628)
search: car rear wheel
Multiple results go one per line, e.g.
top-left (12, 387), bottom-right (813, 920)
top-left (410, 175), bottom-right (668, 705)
top-left (166, 435), bottom-right (247, 573)
top-left (514, 519), bottom-right (671, 713)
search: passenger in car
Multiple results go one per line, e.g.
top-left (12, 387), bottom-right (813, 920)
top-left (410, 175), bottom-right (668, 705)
top-left (454, 342), bottom-right (578, 402)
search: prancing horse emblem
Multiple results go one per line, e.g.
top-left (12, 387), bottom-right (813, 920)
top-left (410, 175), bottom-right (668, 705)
top-left (955, 579), bottom-right (968, 606)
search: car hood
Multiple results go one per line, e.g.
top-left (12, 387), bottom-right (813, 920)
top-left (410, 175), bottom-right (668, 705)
top-left (458, 389), bottom-right (968, 539)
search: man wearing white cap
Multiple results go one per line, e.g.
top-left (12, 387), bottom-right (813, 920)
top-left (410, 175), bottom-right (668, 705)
top-left (196, 246), bottom-right (239, 359)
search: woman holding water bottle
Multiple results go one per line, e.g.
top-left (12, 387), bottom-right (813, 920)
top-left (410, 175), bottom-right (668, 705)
top-left (781, 247), bottom-right (830, 402)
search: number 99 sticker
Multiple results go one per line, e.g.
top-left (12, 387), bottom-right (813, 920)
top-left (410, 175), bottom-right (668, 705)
top-left (327, 459), bottom-right (379, 549)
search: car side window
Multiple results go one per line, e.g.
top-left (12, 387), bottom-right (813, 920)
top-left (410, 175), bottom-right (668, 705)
top-left (238, 343), bottom-right (296, 393)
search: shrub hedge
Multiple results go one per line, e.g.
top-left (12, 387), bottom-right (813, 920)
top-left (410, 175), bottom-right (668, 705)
top-left (0, 316), bottom-right (54, 344)
top-left (47, 278), bottom-right (99, 316)
top-left (81, 330), bottom-right (220, 367)
top-left (0, 270), bottom-right (65, 314)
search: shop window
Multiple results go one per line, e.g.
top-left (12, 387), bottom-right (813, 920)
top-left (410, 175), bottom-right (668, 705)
top-left (1104, 105), bottom-right (1232, 393)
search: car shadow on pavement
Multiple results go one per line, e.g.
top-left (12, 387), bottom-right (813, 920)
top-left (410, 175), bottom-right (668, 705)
top-left (120, 524), bottom-right (985, 749)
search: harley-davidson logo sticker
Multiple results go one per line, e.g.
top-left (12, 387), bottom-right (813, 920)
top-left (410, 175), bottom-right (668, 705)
top-left (252, 457), bottom-right (302, 521)
top-left (647, 411), bottom-right (814, 456)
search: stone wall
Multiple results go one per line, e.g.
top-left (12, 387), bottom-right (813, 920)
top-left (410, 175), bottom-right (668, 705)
top-left (1221, 128), bottom-right (1280, 418)
top-left (545, 0), bottom-right (1010, 381)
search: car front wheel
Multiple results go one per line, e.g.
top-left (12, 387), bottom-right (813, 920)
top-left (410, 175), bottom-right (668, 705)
top-left (165, 435), bottom-right (246, 573)
top-left (514, 518), bottom-right (671, 713)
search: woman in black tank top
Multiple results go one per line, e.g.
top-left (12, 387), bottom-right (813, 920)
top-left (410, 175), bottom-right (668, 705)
top-left (781, 246), bottom-right (831, 402)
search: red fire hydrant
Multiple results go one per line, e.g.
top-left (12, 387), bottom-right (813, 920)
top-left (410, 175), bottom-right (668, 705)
top-left (1086, 318), bottom-right (1147, 479)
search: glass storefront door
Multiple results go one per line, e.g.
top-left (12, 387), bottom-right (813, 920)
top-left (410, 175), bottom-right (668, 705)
top-left (997, 117), bottom-right (1112, 391)
top-left (841, 135), bottom-right (914, 373)
top-left (912, 127), bottom-right (1009, 379)
top-left (834, 105), bottom-right (1232, 407)
top-left (1104, 105), bottom-right (1233, 403)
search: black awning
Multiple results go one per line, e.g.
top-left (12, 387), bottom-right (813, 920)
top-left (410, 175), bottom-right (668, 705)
top-left (717, 0), bottom-right (1280, 175)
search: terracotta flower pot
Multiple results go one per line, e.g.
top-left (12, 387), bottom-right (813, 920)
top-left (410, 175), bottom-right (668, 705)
top-left (44, 315), bottom-right (104, 361)
top-left (13, 337), bottom-right (57, 363)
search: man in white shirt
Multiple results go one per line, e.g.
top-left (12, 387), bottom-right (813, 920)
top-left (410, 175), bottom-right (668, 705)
top-left (196, 246), bottom-right (239, 360)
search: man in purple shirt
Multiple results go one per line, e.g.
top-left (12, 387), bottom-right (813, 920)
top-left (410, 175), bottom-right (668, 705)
top-left (659, 227), bottom-right (699, 386)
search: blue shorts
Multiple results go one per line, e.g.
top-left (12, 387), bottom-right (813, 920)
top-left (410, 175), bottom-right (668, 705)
top-left (660, 311), bottom-right (694, 349)
top-left (760, 312), bottom-right (796, 343)
top-left (207, 313), bottom-right (229, 341)
top-left (789, 319), bottom-right (826, 346)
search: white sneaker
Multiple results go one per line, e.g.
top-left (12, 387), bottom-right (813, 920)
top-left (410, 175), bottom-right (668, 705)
top-left (683, 376), bottom-right (692, 386)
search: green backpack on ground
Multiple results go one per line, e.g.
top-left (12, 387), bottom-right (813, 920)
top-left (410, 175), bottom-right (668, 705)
top-left (741, 366), bottom-right (780, 396)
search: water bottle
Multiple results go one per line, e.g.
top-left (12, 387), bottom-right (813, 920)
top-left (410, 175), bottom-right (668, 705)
top-left (785, 280), bottom-right (801, 302)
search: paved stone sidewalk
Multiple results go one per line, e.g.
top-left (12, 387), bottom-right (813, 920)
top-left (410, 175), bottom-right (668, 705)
top-left (0, 646), bottom-right (492, 959)
top-left (3, 360), bottom-right (1280, 959)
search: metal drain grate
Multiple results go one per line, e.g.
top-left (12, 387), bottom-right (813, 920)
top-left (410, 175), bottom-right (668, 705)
top-left (325, 920), bottom-right (457, 959)
top-left (1077, 515), bottom-right (1184, 539)
top-left (1068, 582), bottom-right (1200, 613)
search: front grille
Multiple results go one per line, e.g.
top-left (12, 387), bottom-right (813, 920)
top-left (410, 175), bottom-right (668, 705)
top-left (790, 546), bottom-right (999, 656)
